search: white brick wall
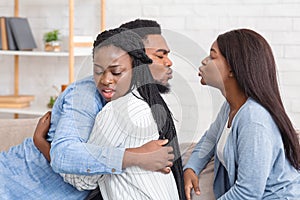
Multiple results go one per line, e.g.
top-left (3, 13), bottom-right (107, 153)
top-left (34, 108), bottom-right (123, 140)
top-left (0, 0), bottom-right (299, 142)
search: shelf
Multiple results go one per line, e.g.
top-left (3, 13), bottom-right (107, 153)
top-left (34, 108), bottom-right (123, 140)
top-left (0, 102), bottom-right (50, 116)
top-left (0, 0), bottom-right (105, 117)
top-left (0, 48), bottom-right (92, 57)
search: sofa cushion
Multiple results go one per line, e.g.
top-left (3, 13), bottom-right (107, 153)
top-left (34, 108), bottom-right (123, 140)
top-left (0, 118), bottom-right (39, 152)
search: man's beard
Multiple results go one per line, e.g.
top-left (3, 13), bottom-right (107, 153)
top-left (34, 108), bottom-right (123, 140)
top-left (154, 80), bottom-right (170, 94)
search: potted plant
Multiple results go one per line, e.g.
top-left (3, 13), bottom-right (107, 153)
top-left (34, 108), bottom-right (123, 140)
top-left (47, 96), bottom-right (57, 108)
top-left (47, 84), bottom-right (68, 108)
top-left (43, 29), bottom-right (61, 52)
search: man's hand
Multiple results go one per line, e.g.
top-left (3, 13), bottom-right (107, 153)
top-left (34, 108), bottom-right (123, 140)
top-left (33, 111), bottom-right (51, 161)
top-left (123, 139), bottom-right (174, 172)
top-left (184, 168), bottom-right (201, 200)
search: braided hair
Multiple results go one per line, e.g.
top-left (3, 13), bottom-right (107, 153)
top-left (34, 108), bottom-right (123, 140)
top-left (93, 28), bottom-right (186, 200)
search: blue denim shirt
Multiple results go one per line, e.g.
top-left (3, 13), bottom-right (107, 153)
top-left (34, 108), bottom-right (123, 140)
top-left (185, 99), bottom-right (300, 199)
top-left (0, 76), bottom-right (125, 199)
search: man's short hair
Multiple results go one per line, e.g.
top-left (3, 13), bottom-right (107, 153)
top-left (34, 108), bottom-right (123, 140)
top-left (119, 19), bottom-right (161, 39)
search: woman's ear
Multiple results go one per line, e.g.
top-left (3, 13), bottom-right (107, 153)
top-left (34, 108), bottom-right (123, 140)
top-left (229, 69), bottom-right (234, 78)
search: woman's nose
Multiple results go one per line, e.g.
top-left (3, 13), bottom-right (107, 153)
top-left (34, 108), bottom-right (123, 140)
top-left (201, 57), bottom-right (209, 65)
top-left (100, 73), bottom-right (113, 85)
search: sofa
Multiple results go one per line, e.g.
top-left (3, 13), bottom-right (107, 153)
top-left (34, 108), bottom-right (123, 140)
top-left (1, 117), bottom-right (299, 200)
top-left (0, 118), bottom-right (39, 152)
top-left (0, 117), bottom-right (215, 199)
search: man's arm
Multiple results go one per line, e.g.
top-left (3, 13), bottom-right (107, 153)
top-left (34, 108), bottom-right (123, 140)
top-left (59, 139), bottom-right (174, 191)
top-left (49, 81), bottom-right (126, 175)
top-left (33, 112), bottom-right (174, 171)
top-left (57, 101), bottom-right (174, 191)
top-left (33, 111), bottom-right (51, 161)
top-left (123, 140), bottom-right (173, 171)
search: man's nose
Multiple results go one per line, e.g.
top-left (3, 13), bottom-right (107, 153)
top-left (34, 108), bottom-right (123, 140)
top-left (164, 57), bottom-right (173, 67)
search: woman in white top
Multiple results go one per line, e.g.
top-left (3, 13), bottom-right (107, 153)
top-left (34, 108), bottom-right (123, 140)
top-left (61, 28), bottom-right (184, 199)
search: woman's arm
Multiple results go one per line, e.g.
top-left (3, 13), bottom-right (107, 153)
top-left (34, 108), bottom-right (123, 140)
top-left (184, 102), bottom-right (229, 174)
top-left (184, 102), bottom-right (229, 198)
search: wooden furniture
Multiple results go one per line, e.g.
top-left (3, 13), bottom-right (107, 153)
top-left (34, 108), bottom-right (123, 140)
top-left (0, 0), bottom-right (106, 117)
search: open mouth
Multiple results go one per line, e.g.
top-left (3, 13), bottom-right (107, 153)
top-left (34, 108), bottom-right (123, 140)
top-left (101, 88), bottom-right (115, 100)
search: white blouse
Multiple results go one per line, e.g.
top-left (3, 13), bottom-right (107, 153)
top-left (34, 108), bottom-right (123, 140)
top-left (216, 122), bottom-right (231, 169)
top-left (63, 90), bottom-right (179, 200)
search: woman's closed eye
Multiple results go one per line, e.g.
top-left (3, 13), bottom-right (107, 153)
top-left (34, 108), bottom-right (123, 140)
top-left (94, 64), bottom-right (104, 75)
top-left (111, 71), bottom-right (122, 76)
top-left (94, 69), bottom-right (103, 75)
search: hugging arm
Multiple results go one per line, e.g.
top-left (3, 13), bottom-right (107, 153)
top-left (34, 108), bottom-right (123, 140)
top-left (33, 111), bottom-right (51, 162)
top-left (58, 107), bottom-right (174, 191)
top-left (33, 107), bottom-right (174, 181)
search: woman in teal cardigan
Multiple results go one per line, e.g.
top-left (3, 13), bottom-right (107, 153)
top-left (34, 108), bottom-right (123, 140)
top-left (184, 29), bottom-right (300, 199)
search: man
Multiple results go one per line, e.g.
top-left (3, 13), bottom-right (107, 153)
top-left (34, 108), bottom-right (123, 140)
top-left (120, 19), bottom-right (185, 200)
top-left (119, 19), bottom-right (173, 94)
top-left (34, 19), bottom-right (185, 200)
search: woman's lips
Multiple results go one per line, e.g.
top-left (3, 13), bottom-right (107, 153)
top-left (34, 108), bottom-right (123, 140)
top-left (101, 88), bottom-right (115, 100)
top-left (198, 68), bottom-right (203, 77)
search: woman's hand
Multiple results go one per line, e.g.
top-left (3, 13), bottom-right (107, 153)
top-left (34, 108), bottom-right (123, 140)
top-left (184, 168), bottom-right (201, 200)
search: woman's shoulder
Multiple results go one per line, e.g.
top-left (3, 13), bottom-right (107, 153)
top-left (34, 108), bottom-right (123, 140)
top-left (239, 98), bottom-right (271, 120)
top-left (234, 98), bottom-right (277, 131)
top-left (98, 91), bottom-right (157, 135)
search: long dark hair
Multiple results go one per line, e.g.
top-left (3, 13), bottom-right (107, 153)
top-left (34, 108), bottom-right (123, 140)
top-left (131, 54), bottom-right (186, 200)
top-left (93, 28), bottom-right (186, 199)
top-left (217, 28), bottom-right (300, 170)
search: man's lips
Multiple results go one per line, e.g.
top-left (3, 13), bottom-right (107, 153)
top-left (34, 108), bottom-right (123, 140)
top-left (167, 69), bottom-right (173, 79)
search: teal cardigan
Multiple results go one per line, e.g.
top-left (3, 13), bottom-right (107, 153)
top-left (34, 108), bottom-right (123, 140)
top-left (184, 98), bottom-right (300, 199)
